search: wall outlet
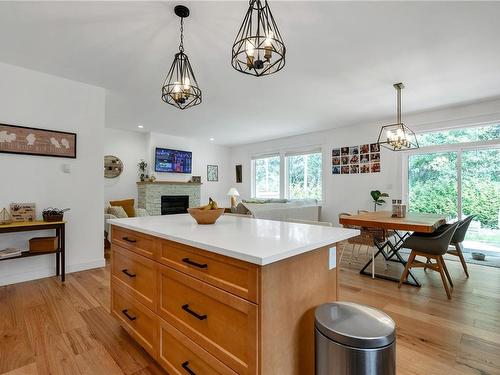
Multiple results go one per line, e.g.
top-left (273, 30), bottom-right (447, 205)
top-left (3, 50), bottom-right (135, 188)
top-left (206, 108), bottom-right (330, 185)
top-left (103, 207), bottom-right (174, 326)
top-left (61, 164), bottom-right (71, 173)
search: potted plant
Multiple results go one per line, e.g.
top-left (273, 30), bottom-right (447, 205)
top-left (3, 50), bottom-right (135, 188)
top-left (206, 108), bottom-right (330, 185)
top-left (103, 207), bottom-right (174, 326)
top-left (138, 160), bottom-right (148, 181)
top-left (370, 190), bottom-right (389, 211)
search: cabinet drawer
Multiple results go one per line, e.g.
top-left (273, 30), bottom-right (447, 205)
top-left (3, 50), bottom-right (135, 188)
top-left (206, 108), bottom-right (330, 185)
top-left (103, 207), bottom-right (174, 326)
top-left (111, 283), bottom-right (158, 358)
top-left (159, 320), bottom-right (237, 375)
top-left (111, 226), bottom-right (157, 259)
top-left (158, 265), bottom-right (258, 375)
top-left (112, 245), bottom-right (157, 311)
top-left (158, 239), bottom-right (259, 303)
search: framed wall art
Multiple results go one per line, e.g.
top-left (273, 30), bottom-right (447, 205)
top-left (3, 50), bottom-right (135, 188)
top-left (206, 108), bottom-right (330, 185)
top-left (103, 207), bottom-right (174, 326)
top-left (207, 165), bottom-right (218, 182)
top-left (0, 123), bottom-right (77, 158)
top-left (235, 164), bottom-right (242, 183)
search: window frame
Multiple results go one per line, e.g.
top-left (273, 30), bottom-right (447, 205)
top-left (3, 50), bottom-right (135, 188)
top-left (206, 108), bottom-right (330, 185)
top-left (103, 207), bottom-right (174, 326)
top-left (251, 146), bottom-right (324, 202)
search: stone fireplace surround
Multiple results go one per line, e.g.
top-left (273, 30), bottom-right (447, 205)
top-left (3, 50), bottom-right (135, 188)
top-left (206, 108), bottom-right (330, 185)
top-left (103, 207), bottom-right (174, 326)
top-left (137, 181), bottom-right (201, 216)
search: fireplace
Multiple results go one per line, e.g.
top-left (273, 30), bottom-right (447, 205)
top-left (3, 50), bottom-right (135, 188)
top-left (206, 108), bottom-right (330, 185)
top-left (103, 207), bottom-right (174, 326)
top-left (161, 195), bottom-right (189, 215)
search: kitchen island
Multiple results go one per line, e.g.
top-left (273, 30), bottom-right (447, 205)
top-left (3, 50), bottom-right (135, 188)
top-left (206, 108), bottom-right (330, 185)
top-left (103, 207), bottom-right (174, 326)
top-left (109, 214), bottom-right (358, 375)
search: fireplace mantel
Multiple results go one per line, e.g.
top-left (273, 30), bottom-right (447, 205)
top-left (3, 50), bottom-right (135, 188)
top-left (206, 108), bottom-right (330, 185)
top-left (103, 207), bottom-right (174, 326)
top-left (137, 181), bottom-right (201, 215)
top-left (136, 181), bottom-right (202, 186)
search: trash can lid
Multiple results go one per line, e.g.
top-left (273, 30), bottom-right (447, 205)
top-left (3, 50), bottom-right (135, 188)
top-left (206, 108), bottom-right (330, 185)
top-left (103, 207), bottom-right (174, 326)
top-left (315, 302), bottom-right (396, 349)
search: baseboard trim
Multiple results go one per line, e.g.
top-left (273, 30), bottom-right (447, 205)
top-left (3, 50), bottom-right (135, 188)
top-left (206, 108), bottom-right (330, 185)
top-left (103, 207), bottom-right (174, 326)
top-left (0, 258), bottom-right (106, 286)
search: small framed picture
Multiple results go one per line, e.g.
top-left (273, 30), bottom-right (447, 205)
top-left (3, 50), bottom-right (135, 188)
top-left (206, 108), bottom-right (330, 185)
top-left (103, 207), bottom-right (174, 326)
top-left (341, 147), bottom-right (349, 156)
top-left (350, 164), bottom-right (359, 174)
top-left (349, 146), bottom-right (359, 155)
top-left (371, 163), bottom-right (381, 173)
top-left (332, 166), bottom-right (341, 174)
top-left (370, 153), bottom-right (380, 162)
top-left (360, 144), bottom-right (370, 154)
top-left (360, 154), bottom-right (370, 163)
top-left (341, 156), bottom-right (349, 165)
top-left (235, 164), bottom-right (242, 183)
top-left (370, 143), bottom-right (380, 153)
top-left (207, 165), bottom-right (218, 182)
top-left (190, 176), bottom-right (201, 183)
top-left (332, 157), bottom-right (340, 166)
top-left (332, 148), bottom-right (341, 157)
top-left (361, 164), bottom-right (370, 173)
top-left (349, 155), bottom-right (359, 164)
top-left (341, 166), bottom-right (350, 174)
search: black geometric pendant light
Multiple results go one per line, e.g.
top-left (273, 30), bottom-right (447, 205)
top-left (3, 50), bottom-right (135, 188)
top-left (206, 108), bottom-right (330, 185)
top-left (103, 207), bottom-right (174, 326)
top-left (161, 5), bottom-right (202, 110)
top-left (377, 83), bottom-right (419, 151)
top-left (231, 0), bottom-right (286, 77)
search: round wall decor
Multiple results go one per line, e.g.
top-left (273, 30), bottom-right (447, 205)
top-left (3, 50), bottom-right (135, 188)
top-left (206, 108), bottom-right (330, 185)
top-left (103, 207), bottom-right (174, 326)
top-left (104, 155), bottom-right (123, 178)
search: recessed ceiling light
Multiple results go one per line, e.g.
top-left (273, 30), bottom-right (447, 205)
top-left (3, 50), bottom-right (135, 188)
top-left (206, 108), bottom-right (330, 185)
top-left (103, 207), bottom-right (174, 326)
top-left (137, 125), bottom-right (144, 129)
top-left (209, 137), bottom-right (215, 141)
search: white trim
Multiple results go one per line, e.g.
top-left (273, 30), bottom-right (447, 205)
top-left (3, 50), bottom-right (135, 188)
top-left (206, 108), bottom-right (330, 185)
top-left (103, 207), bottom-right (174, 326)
top-left (0, 258), bottom-right (106, 287)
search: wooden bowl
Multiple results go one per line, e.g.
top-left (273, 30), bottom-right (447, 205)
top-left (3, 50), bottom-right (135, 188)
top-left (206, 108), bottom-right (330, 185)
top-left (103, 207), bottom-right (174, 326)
top-left (187, 208), bottom-right (225, 225)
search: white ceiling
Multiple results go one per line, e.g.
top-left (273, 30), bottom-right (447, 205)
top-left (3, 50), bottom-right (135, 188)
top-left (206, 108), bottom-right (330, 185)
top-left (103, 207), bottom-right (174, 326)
top-left (1, 1), bottom-right (500, 145)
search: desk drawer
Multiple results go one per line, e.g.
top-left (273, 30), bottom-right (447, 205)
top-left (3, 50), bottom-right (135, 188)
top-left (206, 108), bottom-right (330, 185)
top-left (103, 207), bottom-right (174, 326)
top-left (111, 283), bottom-right (158, 357)
top-left (158, 265), bottom-right (258, 375)
top-left (158, 239), bottom-right (259, 303)
top-left (112, 245), bottom-right (157, 311)
top-left (112, 226), bottom-right (157, 259)
top-left (159, 320), bottom-right (237, 375)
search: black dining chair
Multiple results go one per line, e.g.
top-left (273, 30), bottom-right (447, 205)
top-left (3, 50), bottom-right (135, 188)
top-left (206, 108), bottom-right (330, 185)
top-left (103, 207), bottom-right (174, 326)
top-left (446, 215), bottom-right (475, 277)
top-left (399, 221), bottom-right (460, 299)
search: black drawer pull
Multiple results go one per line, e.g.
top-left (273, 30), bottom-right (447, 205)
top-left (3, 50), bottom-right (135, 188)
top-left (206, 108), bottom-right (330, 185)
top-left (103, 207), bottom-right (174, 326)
top-left (122, 237), bottom-right (137, 243)
top-left (121, 309), bottom-right (137, 321)
top-left (182, 258), bottom-right (208, 269)
top-left (181, 361), bottom-right (196, 375)
top-left (182, 304), bottom-right (207, 321)
top-left (121, 269), bottom-right (136, 278)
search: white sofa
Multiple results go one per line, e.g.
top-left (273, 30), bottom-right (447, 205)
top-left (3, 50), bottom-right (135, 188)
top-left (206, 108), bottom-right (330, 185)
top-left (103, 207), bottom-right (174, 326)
top-left (104, 204), bottom-right (149, 241)
top-left (236, 199), bottom-right (321, 222)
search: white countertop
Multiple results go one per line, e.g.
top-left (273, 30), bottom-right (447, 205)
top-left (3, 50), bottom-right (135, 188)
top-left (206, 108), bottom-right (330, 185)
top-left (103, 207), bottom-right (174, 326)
top-left (108, 214), bottom-right (359, 265)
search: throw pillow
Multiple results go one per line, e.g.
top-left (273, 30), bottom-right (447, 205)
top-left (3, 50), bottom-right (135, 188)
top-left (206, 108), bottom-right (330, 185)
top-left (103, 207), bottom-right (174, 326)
top-left (109, 199), bottom-right (135, 217)
top-left (108, 206), bottom-right (128, 218)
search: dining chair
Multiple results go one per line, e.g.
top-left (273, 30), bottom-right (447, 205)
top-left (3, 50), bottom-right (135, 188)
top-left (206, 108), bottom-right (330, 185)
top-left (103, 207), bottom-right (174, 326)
top-left (399, 221), bottom-right (460, 299)
top-left (447, 215), bottom-right (475, 277)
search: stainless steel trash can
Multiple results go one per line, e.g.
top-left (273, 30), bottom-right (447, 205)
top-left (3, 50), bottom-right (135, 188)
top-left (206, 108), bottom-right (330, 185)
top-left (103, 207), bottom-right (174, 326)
top-left (315, 302), bottom-right (396, 375)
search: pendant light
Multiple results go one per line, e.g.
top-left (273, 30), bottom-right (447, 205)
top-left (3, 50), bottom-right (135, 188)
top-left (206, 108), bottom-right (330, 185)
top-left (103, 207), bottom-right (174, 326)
top-left (161, 5), bottom-right (202, 110)
top-left (377, 83), bottom-right (419, 151)
top-left (231, 0), bottom-right (286, 77)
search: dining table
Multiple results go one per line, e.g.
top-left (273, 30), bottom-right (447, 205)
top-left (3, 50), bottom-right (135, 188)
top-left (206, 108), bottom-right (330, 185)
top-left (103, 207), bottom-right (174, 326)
top-left (339, 211), bottom-right (447, 286)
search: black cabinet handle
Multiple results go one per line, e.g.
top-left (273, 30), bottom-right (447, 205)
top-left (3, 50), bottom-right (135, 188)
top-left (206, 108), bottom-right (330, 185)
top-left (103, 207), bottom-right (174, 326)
top-left (182, 304), bottom-right (207, 321)
top-left (182, 258), bottom-right (208, 269)
top-left (121, 309), bottom-right (137, 321)
top-left (122, 237), bottom-right (137, 243)
top-left (121, 269), bottom-right (136, 278)
top-left (181, 361), bottom-right (196, 375)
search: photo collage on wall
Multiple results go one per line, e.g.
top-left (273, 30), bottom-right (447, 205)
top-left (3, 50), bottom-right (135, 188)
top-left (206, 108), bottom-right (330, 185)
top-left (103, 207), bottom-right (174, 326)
top-left (332, 143), bottom-right (380, 175)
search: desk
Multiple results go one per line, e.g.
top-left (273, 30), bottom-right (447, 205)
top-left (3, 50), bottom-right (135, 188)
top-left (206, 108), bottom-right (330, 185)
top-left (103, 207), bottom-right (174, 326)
top-left (339, 211), bottom-right (446, 286)
top-left (0, 220), bottom-right (66, 282)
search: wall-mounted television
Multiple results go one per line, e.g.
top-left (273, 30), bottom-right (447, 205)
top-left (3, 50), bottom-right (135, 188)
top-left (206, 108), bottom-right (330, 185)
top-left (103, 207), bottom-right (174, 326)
top-left (155, 148), bottom-right (192, 173)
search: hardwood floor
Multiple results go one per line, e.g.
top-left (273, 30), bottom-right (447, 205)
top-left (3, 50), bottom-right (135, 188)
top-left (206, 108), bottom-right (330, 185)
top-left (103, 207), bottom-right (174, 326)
top-left (1, 254), bottom-right (499, 375)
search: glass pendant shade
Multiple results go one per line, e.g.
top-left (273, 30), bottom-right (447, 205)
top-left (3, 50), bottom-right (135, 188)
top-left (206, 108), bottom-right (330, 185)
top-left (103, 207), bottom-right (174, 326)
top-left (377, 83), bottom-right (419, 151)
top-left (231, 0), bottom-right (286, 77)
top-left (161, 5), bottom-right (202, 110)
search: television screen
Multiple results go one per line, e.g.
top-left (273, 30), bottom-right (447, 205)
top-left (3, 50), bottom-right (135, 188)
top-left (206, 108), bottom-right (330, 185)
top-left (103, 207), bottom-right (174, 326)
top-left (155, 148), bottom-right (192, 173)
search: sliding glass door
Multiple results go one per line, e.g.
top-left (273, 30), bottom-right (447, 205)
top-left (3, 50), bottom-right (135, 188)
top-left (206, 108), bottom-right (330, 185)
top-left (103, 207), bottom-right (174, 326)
top-left (407, 145), bottom-right (500, 254)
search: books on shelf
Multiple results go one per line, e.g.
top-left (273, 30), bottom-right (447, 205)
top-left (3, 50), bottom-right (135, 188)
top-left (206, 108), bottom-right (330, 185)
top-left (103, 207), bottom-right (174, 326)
top-left (0, 248), bottom-right (27, 259)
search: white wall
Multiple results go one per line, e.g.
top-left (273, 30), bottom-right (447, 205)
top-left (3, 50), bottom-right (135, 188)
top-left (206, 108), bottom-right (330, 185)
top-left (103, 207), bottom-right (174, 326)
top-left (103, 129), bottom-right (234, 208)
top-left (0, 62), bottom-right (105, 286)
top-left (229, 97), bottom-right (500, 225)
top-left (104, 128), bottom-right (147, 203)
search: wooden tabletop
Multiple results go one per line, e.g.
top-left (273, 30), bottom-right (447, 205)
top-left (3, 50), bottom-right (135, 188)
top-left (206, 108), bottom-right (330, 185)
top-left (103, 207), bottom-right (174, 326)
top-left (339, 211), bottom-right (446, 233)
top-left (0, 220), bottom-right (65, 230)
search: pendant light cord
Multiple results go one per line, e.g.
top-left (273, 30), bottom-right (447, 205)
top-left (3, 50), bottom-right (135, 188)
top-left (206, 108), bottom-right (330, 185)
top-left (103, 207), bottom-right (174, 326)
top-left (179, 17), bottom-right (184, 53)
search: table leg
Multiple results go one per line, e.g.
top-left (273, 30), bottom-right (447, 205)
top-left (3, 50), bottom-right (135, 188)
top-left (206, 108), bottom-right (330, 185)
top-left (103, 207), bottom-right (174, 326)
top-left (61, 224), bottom-right (65, 282)
top-left (360, 234), bottom-right (421, 287)
top-left (56, 227), bottom-right (60, 276)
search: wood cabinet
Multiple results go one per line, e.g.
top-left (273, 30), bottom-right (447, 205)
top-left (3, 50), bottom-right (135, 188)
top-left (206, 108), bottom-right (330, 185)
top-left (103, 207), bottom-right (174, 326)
top-left (111, 225), bottom-right (337, 375)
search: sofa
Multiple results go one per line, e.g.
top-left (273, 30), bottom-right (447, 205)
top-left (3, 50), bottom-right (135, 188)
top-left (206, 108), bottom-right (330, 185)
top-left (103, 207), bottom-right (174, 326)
top-left (104, 200), bottom-right (150, 241)
top-left (232, 198), bottom-right (321, 222)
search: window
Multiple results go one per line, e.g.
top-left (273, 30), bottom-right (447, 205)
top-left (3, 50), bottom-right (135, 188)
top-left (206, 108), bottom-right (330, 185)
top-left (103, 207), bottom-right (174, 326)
top-left (286, 152), bottom-right (322, 200)
top-left (417, 123), bottom-right (499, 147)
top-left (252, 149), bottom-right (323, 201)
top-left (253, 155), bottom-right (280, 199)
